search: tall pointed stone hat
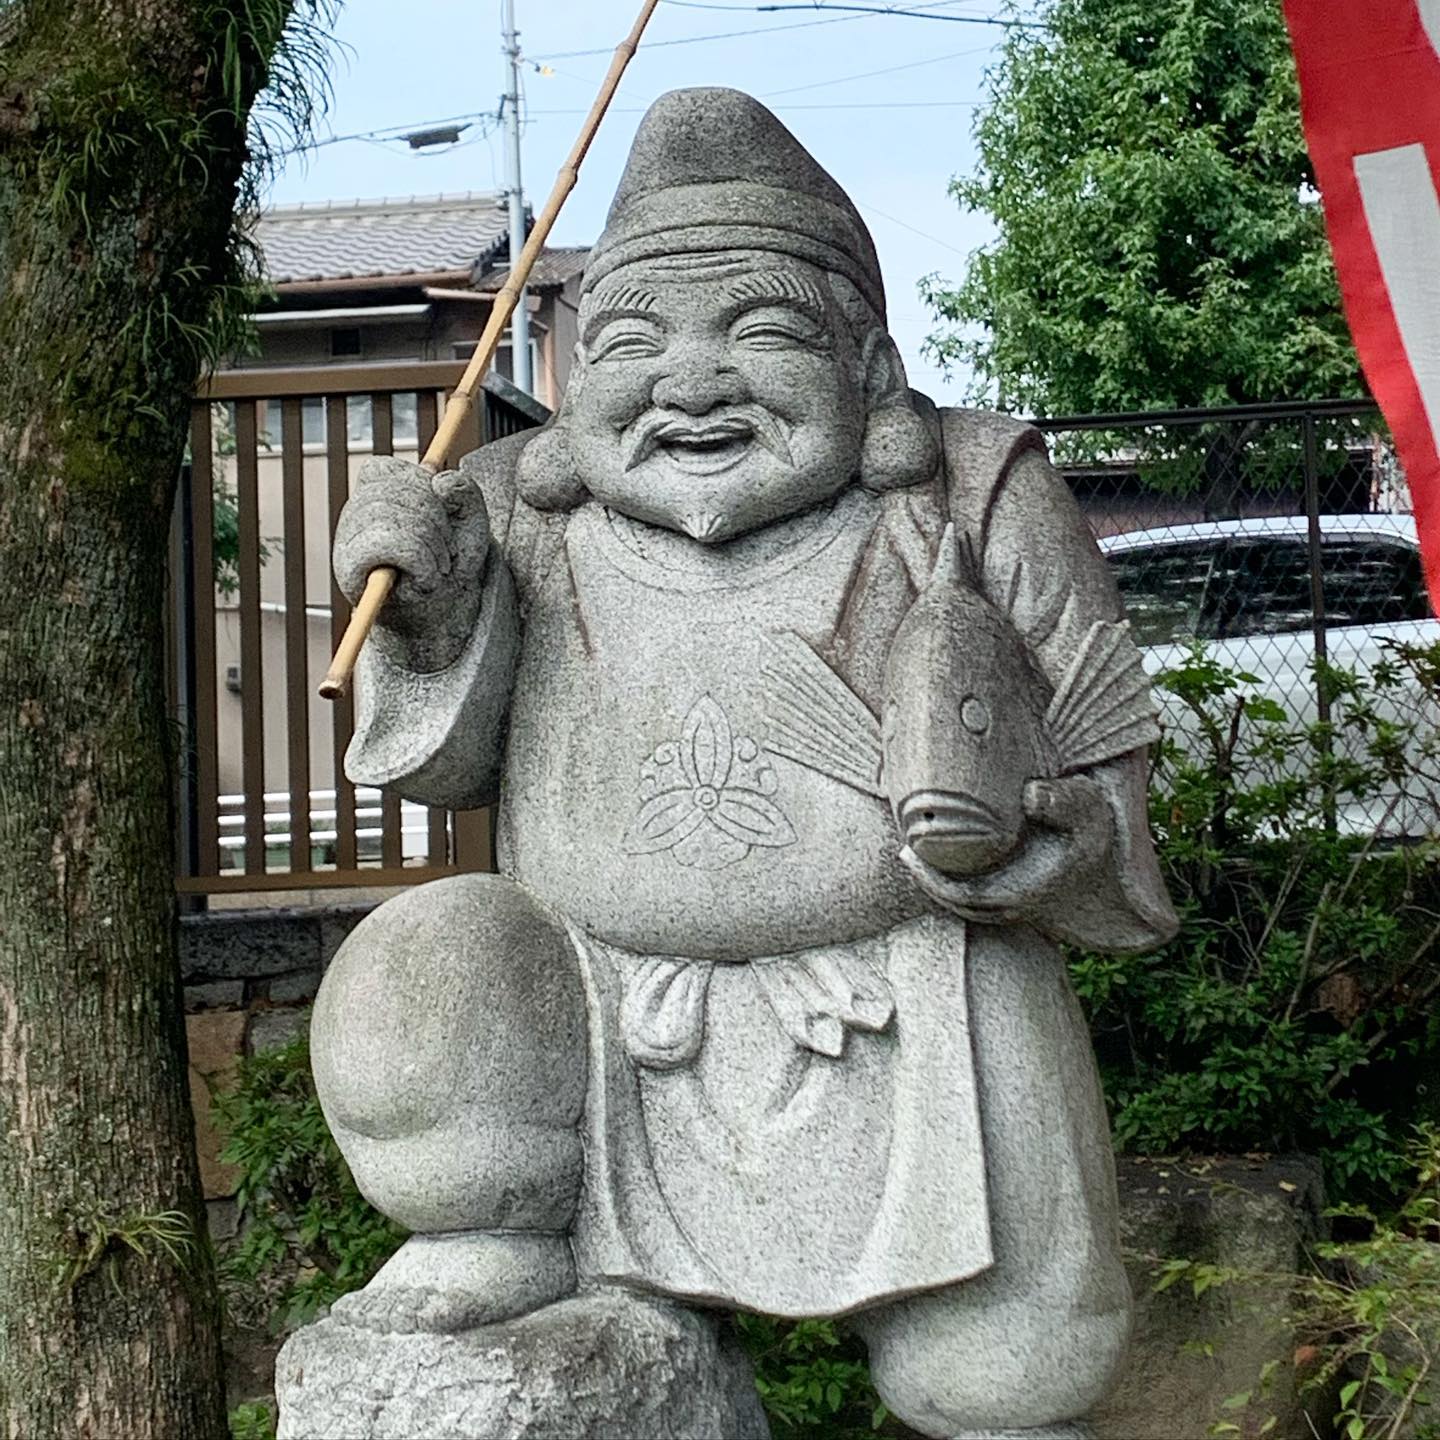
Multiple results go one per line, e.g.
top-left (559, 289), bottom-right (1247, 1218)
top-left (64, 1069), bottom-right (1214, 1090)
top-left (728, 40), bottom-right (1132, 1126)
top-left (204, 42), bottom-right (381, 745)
top-left (582, 88), bottom-right (887, 321)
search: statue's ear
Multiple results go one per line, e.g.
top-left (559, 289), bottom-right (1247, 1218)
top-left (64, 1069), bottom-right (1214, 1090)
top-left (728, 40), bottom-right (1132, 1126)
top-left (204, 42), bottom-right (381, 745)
top-left (858, 334), bottom-right (940, 493)
top-left (515, 415), bottom-right (588, 510)
top-left (514, 356), bottom-right (589, 510)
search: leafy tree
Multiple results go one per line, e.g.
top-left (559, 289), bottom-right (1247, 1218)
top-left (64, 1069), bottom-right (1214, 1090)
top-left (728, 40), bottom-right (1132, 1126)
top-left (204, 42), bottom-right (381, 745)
top-left (923, 0), bottom-right (1362, 415)
top-left (0, 3), bottom-right (334, 1435)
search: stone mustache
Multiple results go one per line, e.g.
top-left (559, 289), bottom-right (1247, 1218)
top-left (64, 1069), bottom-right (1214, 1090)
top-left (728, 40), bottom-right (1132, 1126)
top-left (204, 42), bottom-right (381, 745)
top-left (299, 87), bottom-right (1178, 1440)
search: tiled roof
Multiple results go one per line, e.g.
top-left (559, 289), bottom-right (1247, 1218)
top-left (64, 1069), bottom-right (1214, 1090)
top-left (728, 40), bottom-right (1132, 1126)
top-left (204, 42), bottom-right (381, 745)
top-left (474, 246), bottom-right (590, 292)
top-left (255, 193), bottom-right (511, 285)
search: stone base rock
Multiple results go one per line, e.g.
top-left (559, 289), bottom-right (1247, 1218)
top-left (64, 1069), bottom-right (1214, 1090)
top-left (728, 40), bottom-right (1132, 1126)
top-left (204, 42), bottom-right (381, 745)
top-left (1094, 1154), bottom-right (1330, 1440)
top-left (275, 1287), bottom-right (771, 1440)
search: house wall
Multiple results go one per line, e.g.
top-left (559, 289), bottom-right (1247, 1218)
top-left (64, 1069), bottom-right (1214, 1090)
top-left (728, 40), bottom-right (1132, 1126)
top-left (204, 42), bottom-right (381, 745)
top-left (241, 292), bottom-right (571, 398)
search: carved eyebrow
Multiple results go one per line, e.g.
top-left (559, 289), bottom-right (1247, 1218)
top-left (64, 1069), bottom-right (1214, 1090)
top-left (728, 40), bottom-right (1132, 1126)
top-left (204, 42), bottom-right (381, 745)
top-left (581, 283), bottom-right (662, 343)
top-left (720, 270), bottom-right (829, 322)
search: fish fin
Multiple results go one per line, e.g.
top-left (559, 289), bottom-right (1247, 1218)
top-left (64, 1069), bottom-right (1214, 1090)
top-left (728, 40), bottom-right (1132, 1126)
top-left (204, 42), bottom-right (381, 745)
top-left (761, 632), bottom-right (884, 797)
top-left (1045, 620), bottom-right (1162, 773)
top-left (927, 521), bottom-right (961, 589)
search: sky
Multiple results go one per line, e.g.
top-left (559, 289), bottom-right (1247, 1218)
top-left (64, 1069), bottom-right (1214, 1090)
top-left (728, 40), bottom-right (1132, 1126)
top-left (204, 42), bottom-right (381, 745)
top-left (263, 0), bottom-right (1021, 403)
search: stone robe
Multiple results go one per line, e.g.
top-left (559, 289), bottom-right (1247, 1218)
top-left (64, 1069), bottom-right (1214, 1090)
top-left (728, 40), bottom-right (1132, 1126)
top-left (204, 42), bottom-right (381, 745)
top-left (346, 404), bottom-right (1175, 1319)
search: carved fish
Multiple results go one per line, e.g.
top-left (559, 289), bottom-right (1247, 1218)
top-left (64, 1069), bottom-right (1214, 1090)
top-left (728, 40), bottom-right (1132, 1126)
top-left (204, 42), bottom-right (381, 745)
top-left (761, 526), bottom-right (1161, 876)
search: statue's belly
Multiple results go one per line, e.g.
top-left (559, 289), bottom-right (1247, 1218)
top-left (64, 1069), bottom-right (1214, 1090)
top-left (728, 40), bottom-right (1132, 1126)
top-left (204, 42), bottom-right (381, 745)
top-left (499, 677), bottom-right (922, 960)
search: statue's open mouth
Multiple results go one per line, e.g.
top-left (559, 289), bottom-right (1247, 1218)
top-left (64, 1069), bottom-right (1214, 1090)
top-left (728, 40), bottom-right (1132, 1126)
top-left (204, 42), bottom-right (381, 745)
top-left (627, 409), bottom-right (794, 475)
top-left (650, 419), bottom-right (755, 475)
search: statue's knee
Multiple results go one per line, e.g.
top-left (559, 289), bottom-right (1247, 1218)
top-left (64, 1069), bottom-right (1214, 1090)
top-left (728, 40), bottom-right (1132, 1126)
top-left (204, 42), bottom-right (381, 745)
top-left (312, 873), bottom-right (586, 1144)
top-left (858, 1282), bottom-right (1131, 1435)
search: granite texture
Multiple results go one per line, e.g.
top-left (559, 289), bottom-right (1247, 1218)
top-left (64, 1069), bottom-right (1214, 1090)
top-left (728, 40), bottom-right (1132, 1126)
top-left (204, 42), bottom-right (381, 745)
top-left (180, 902), bottom-right (371, 981)
top-left (274, 1289), bottom-right (770, 1440)
top-left (301, 86), bottom-right (1179, 1437)
top-left (1095, 1155), bottom-right (1330, 1440)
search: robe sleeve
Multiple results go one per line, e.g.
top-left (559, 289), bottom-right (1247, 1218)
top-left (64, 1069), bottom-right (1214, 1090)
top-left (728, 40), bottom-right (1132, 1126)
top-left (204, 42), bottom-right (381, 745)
top-left (942, 409), bottom-right (1179, 954)
top-left (343, 432), bottom-right (531, 812)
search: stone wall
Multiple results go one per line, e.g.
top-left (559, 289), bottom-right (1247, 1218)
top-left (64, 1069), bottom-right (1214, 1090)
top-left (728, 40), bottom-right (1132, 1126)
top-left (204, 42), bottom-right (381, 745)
top-left (182, 903), bottom-right (367, 1236)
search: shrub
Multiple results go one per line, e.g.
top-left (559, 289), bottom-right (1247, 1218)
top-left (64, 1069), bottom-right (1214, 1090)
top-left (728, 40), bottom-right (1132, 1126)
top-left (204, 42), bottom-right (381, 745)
top-left (212, 1036), bottom-right (405, 1331)
top-left (1073, 640), bottom-right (1440, 1205)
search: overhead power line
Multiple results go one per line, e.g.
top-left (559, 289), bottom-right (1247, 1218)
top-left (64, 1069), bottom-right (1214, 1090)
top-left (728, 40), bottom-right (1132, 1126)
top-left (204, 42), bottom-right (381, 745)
top-left (529, 0), bottom-right (986, 60)
top-left (760, 2), bottom-right (1044, 24)
top-left (761, 43), bottom-right (992, 96)
top-left (659, 0), bottom-right (1042, 24)
top-left (287, 94), bottom-right (980, 158)
top-left (852, 197), bottom-right (970, 257)
top-left (664, 0), bottom-right (1044, 24)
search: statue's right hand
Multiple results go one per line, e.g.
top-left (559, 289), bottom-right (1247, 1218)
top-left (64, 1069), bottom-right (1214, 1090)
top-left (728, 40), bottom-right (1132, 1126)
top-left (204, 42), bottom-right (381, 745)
top-left (333, 456), bottom-right (490, 668)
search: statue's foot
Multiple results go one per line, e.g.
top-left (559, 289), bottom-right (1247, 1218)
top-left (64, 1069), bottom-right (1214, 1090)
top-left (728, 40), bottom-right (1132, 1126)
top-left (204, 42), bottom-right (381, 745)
top-left (331, 1231), bottom-right (576, 1335)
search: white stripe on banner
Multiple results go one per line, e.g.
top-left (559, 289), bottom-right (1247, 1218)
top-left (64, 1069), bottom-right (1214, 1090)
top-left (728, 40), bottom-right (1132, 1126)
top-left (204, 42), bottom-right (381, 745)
top-left (1356, 142), bottom-right (1440, 457)
top-left (1419, 0), bottom-right (1440, 61)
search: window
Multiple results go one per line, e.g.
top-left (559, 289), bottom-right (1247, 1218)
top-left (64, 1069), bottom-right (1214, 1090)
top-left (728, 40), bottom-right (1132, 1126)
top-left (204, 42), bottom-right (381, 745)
top-left (1321, 537), bottom-right (1432, 627)
top-left (330, 326), bottom-right (363, 359)
top-left (1205, 539), bottom-right (1315, 640)
top-left (1110, 533), bottom-right (1432, 648)
top-left (343, 392), bottom-right (419, 449)
top-left (1110, 542), bottom-right (1220, 646)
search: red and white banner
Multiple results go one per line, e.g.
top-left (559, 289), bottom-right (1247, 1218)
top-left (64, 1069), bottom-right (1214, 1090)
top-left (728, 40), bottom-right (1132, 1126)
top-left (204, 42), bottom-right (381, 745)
top-left (1284, 0), bottom-right (1440, 609)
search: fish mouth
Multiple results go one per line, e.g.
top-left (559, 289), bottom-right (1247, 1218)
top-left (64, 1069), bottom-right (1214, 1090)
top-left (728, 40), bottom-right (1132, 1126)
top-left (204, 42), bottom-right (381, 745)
top-left (898, 790), bottom-right (1015, 874)
top-left (626, 408), bottom-right (794, 476)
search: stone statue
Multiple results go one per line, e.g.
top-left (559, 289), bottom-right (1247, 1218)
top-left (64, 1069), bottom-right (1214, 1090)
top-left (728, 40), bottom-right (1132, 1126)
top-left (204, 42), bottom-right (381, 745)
top-left (293, 87), bottom-right (1178, 1440)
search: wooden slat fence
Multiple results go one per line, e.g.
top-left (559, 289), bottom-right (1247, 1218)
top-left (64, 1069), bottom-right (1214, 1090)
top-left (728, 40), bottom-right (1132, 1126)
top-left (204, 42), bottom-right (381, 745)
top-left (170, 361), bottom-right (548, 895)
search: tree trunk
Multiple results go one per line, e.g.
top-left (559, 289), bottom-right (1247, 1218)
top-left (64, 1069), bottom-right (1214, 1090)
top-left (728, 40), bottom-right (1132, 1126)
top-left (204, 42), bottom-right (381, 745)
top-left (0, 5), bottom-right (308, 1434)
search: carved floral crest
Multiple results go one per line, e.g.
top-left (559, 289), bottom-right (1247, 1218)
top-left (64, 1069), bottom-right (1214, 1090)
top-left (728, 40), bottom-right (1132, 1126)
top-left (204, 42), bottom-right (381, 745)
top-left (623, 695), bottom-right (797, 870)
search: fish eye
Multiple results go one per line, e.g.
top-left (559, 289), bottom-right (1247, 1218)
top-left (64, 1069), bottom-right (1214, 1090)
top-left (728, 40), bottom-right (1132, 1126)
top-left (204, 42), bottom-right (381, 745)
top-left (959, 695), bottom-right (991, 736)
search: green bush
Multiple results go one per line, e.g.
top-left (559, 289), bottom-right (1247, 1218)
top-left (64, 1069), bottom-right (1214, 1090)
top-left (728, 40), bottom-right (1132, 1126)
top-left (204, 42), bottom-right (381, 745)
top-left (213, 1036), bottom-right (405, 1330)
top-left (227, 1400), bottom-right (277, 1440)
top-left (734, 1315), bottom-right (890, 1439)
top-left (1073, 640), bottom-right (1440, 1205)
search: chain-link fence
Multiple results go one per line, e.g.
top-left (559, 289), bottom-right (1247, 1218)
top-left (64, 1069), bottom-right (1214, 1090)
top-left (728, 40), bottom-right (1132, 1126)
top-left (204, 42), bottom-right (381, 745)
top-left (1035, 399), bottom-right (1440, 837)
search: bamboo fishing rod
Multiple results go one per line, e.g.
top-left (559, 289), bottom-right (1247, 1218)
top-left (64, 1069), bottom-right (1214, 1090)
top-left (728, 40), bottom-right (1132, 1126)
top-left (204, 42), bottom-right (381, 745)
top-left (319, 0), bottom-right (662, 701)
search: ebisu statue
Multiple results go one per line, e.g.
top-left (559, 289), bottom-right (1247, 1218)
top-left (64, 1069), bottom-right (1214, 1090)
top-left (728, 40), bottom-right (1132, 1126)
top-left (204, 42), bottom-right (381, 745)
top-left (299, 88), bottom-right (1178, 1440)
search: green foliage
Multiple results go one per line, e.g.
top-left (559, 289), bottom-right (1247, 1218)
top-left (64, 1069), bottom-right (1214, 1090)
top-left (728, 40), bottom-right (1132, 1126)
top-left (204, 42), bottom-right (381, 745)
top-left (212, 1033), bottom-right (406, 1330)
top-left (924, 0), bottom-right (1360, 412)
top-left (734, 1316), bottom-right (890, 1439)
top-left (1073, 640), bottom-right (1440, 1204)
top-left (51, 1207), bottom-right (197, 1297)
top-left (1158, 1127), bottom-right (1440, 1439)
top-left (228, 1401), bottom-right (277, 1440)
top-left (0, 0), bottom-right (340, 467)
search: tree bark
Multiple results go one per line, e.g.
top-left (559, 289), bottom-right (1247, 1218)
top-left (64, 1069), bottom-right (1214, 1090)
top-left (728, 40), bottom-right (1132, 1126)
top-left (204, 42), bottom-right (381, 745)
top-left (0, 4), bottom-right (306, 1434)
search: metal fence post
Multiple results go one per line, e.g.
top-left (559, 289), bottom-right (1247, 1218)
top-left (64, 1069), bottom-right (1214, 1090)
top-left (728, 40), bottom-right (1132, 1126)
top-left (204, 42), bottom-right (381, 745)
top-left (1303, 410), bottom-right (1337, 832)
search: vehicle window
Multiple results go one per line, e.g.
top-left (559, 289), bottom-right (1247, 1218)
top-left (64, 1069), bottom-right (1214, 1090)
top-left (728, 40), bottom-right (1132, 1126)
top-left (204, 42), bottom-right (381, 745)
top-left (1108, 543), bottom-right (1218, 646)
top-left (1205, 539), bottom-right (1315, 640)
top-left (1321, 538), bottom-right (1433, 628)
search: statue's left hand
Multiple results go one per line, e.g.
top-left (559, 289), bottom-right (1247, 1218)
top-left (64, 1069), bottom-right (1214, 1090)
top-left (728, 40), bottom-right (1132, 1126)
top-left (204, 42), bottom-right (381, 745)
top-left (899, 774), bottom-right (1113, 926)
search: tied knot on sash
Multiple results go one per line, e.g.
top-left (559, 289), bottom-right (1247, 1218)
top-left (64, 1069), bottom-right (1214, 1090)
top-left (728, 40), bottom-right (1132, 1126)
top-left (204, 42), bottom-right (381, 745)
top-left (620, 947), bottom-right (895, 1071)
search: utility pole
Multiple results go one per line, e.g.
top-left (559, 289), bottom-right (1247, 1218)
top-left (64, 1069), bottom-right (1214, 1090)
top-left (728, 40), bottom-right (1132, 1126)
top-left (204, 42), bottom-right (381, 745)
top-left (501, 0), bottom-right (533, 395)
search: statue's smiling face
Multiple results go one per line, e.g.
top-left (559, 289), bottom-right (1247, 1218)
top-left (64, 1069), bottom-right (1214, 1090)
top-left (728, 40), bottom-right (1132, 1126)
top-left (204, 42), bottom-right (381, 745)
top-left (566, 253), bottom-right (867, 543)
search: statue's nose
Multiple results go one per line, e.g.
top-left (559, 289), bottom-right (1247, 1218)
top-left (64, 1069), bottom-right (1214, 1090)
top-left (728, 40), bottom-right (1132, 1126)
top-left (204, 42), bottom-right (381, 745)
top-left (651, 351), bottom-right (745, 415)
